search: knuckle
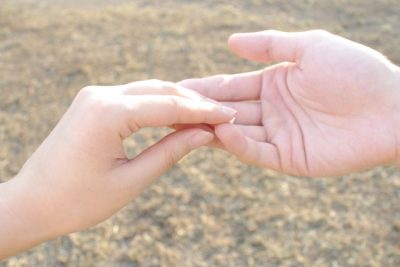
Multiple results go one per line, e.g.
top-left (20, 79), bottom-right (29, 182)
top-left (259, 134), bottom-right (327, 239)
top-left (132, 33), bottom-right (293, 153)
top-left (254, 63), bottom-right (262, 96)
top-left (259, 34), bottom-right (275, 59)
top-left (169, 97), bottom-right (182, 122)
top-left (77, 85), bottom-right (97, 100)
top-left (167, 95), bottom-right (181, 108)
top-left (146, 79), bottom-right (163, 87)
top-left (220, 75), bottom-right (236, 100)
top-left (77, 87), bottom-right (111, 115)
top-left (162, 81), bottom-right (180, 95)
top-left (264, 29), bottom-right (278, 35)
top-left (161, 143), bottom-right (182, 170)
top-left (147, 79), bottom-right (181, 95)
top-left (165, 151), bottom-right (179, 169)
top-left (166, 95), bottom-right (177, 106)
top-left (156, 96), bottom-right (182, 125)
top-left (162, 81), bottom-right (175, 88)
top-left (148, 78), bottom-right (162, 83)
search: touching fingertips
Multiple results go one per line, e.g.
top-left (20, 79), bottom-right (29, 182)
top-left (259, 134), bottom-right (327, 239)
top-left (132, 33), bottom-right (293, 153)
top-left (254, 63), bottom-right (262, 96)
top-left (188, 130), bottom-right (215, 149)
top-left (218, 105), bottom-right (237, 118)
top-left (215, 123), bottom-right (239, 143)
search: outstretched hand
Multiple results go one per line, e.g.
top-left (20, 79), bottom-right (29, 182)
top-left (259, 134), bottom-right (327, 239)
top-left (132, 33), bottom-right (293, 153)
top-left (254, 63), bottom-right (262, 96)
top-left (180, 30), bottom-right (400, 176)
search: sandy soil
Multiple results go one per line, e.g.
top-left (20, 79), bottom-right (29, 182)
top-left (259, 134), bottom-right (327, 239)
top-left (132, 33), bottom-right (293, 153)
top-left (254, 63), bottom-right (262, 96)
top-left (1, 0), bottom-right (399, 266)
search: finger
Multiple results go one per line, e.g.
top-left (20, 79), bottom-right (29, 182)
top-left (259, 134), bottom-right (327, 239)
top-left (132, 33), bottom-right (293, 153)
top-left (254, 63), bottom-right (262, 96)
top-left (228, 30), bottom-right (314, 63)
top-left (236, 125), bottom-right (267, 142)
top-left (207, 138), bottom-right (224, 149)
top-left (179, 70), bottom-right (263, 101)
top-left (118, 95), bottom-right (236, 138)
top-left (171, 123), bottom-right (214, 132)
top-left (215, 123), bottom-right (281, 171)
top-left (221, 102), bottom-right (262, 125)
top-left (170, 124), bottom-right (223, 148)
top-left (115, 80), bottom-right (220, 104)
top-left (189, 101), bottom-right (263, 127)
top-left (116, 128), bottom-right (214, 196)
top-left (172, 124), bottom-right (267, 147)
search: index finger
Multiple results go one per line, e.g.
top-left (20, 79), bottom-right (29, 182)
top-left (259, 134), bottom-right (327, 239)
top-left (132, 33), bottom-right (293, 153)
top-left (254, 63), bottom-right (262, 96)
top-left (178, 70), bottom-right (263, 101)
top-left (117, 95), bottom-right (236, 138)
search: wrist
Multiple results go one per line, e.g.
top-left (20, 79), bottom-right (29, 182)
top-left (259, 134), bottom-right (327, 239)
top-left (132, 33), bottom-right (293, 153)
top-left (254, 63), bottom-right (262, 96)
top-left (0, 176), bottom-right (54, 259)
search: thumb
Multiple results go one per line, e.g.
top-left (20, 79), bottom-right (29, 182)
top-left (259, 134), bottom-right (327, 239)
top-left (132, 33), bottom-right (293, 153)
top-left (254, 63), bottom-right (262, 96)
top-left (228, 30), bottom-right (312, 63)
top-left (117, 128), bottom-right (214, 195)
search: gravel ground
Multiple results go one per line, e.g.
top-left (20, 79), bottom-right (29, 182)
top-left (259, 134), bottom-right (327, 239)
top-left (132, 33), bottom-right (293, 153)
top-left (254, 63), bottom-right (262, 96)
top-left (0, 0), bottom-right (399, 266)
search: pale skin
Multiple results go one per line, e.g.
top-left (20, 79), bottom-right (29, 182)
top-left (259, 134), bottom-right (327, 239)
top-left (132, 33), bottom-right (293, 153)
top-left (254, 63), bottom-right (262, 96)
top-left (0, 80), bottom-right (236, 258)
top-left (1, 29), bottom-right (400, 259)
top-left (180, 30), bottom-right (400, 177)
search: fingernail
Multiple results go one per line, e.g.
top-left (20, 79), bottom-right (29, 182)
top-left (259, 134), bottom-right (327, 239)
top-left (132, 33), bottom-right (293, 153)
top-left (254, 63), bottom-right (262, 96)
top-left (219, 106), bottom-right (237, 117)
top-left (189, 130), bottom-right (214, 149)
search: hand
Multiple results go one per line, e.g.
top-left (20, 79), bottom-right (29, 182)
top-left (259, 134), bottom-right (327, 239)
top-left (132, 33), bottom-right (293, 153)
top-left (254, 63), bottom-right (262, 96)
top-left (0, 80), bottom-right (236, 258)
top-left (180, 30), bottom-right (400, 177)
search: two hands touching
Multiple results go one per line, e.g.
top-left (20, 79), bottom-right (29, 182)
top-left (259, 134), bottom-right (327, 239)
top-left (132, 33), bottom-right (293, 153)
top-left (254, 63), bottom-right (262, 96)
top-left (1, 29), bottom-right (400, 258)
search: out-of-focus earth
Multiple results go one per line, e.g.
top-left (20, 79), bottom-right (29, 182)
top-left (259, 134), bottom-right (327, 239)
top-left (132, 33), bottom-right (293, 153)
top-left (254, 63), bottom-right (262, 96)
top-left (1, 0), bottom-right (399, 266)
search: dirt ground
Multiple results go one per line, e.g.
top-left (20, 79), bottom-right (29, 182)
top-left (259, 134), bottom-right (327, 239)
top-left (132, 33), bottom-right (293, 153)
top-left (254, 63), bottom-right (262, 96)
top-left (1, 0), bottom-right (400, 266)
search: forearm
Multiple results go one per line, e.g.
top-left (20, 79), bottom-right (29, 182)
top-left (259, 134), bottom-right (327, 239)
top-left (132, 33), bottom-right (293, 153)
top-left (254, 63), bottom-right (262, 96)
top-left (0, 178), bottom-right (50, 259)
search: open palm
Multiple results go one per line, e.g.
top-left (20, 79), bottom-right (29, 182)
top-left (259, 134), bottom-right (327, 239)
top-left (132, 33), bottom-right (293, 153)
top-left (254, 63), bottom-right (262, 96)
top-left (180, 30), bottom-right (400, 176)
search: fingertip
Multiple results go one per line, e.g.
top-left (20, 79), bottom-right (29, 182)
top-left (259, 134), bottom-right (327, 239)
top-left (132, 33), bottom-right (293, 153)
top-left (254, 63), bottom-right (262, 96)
top-left (228, 32), bottom-right (249, 42)
top-left (228, 33), bottom-right (239, 44)
top-left (177, 78), bottom-right (193, 89)
top-left (188, 129), bottom-right (215, 149)
top-left (228, 33), bottom-right (243, 52)
top-left (215, 122), bottom-right (233, 133)
top-left (215, 123), bottom-right (243, 147)
top-left (219, 105), bottom-right (237, 120)
top-left (227, 30), bottom-right (304, 63)
top-left (227, 31), bottom-right (264, 62)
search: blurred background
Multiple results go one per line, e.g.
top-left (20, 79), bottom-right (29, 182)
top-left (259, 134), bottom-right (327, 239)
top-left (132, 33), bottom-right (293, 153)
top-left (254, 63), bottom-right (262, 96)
top-left (1, 0), bottom-right (400, 266)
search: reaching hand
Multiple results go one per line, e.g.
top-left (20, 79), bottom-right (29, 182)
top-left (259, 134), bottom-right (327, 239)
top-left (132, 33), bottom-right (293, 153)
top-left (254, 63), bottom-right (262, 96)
top-left (180, 30), bottom-right (400, 176)
top-left (0, 80), bottom-right (236, 258)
